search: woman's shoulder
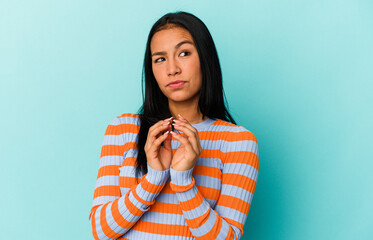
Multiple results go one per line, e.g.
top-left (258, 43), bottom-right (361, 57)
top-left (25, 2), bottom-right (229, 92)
top-left (211, 118), bottom-right (257, 143)
top-left (109, 113), bottom-right (141, 126)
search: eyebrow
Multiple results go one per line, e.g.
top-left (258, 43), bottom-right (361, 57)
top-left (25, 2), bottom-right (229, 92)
top-left (151, 40), bottom-right (194, 57)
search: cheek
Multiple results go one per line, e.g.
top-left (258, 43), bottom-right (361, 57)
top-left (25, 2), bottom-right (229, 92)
top-left (192, 61), bottom-right (202, 84)
top-left (152, 67), bottom-right (163, 86)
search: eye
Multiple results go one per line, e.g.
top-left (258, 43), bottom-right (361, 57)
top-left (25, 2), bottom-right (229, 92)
top-left (154, 57), bottom-right (165, 63)
top-left (180, 51), bottom-right (190, 57)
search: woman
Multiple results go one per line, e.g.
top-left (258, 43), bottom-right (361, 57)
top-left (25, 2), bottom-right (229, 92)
top-left (89, 11), bottom-right (259, 240)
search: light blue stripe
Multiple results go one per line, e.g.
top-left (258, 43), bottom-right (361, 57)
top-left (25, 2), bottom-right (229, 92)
top-left (123, 229), bottom-right (194, 240)
top-left (136, 180), bottom-right (159, 202)
top-left (216, 219), bottom-right (230, 240)
top-left (199, 139), bottom-right (258, 153)
top-left (182, 196), bottom-right (210, 220)
top-left (94, 204), bottom-right (115, 240)
top-left (128, 191), bottom-right (149, 212)
top-left (126, 148), bottom-right (139, 157)
top-left (119, 192), bottom-right (144, 221)
top-left (230, 223), bottom-right (241, 239)
top-left (195, 157), bottom-right (223, 168)
top-left (171, 140), bottom-right (181, 149)
top-left (95, 176), bottom-right (119, 188)
top-left (120, 187), bottom-right (130, 196)
top-left (177, 186), bottom-right (198, 202)
top-left (115, 116), bottom-right (141, 126)
top-left (156, 192), bottom-right (178, 204)
top-left (105, 201), bottom-right (124, 235)
top-left (189, 207), bottom-right (217, 237)
top-left (207, 124), bottom-right (250, 133)
top-left (92, 196), bottom-right (118, 207)
top-left (141, 211), bottom-right (186, 225)
top-left (223, 163), bottom-right (258, 181)
top-left (194, 174), bottom-right (221, 190)
top-left (221, 185), bottom-right (254, 204)
top-left (156, 191), bottom-right (218, 207)
top-left (119, 166), bottom-right (136, 177)
top-left (214, 205), bottom-right (246, 225)
top-left (103, 133), bottom-right (138, 145)
top-left (99, 156), bottom-right (122, 167)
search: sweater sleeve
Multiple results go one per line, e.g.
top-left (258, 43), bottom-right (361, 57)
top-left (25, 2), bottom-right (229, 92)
top-left (169, 128), bottom-right (259, 239)
top-left (89, 115), bottom-right (170, 240)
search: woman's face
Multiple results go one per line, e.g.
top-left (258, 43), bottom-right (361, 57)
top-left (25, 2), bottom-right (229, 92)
top-left (150, 27), bottom-right (202, 105)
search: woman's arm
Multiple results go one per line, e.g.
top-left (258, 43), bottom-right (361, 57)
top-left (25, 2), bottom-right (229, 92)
top-left (89, 114), bottom-right (170, 240)
top-left (170, 127), bottom-right (259, 239)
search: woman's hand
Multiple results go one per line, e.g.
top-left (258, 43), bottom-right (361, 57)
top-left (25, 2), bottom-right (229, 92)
top-left (170, 115), bottom-right (202, 171)
top-left (144, 117), bottom-right (173, 171)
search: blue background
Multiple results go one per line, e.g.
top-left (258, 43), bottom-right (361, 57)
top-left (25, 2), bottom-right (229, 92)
top-left (1, 0), bottom-right (372, 239)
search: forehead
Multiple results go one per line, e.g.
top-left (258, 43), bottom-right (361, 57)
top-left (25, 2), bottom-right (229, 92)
top-left (150, 27), bottom-right (194, 51)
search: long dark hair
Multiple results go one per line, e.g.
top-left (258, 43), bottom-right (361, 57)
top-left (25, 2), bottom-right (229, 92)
top-left (135, 11), bottom-right (236, 177)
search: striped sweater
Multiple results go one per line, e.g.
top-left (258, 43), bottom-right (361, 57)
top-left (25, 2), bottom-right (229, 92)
top-left (89, 113), bottom-right (259, 240)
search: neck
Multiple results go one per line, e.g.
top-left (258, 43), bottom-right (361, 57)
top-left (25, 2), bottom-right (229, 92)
top-left (168, 98), bottom-right (206, 124)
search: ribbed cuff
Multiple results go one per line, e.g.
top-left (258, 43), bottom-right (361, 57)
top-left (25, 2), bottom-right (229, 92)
top-left (145, 163), bottom-right (170, 185)
top-left (170, 166), bottom-right (194, 186)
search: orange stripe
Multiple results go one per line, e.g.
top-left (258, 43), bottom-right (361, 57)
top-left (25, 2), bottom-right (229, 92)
top-left (193, 165), bottom-right (221, 178)
top-left (222, 217), bottom-right (243, 236)
top-left (111, 198), bottom-right (133, 228)
top-left (179, 189), bottom-right (203, 211)
top-left (171, 148), bottom-right (223, 160)
top-left (197, 185), bottom-right (220, 200)
top-left (94, 185), bottom-right (121, 198)
top-left (163, 182), bottom-right (220, 201)
top-left (225, 226), bottom-right (235, 240)
top-left (217, 195), bottom-right (250, 214)
top-left (185, 207), bottom-right (210, 228)
top-left (140, 175), bottom-right (165, 194)
top-left (100, 143), bottom-right (137, 157)
top-left (105, 123), bottom-right (140, 135)
top-left (198, 210), bottom-right (222, 240)
top-left (100, 202), bottom-right (119, 238)
top-left (91, 207), bottom-right (99, 240)
top-left (132, 185), bottom-right (155, 205)
top-left (224, 151), bottom-right (259, 170)
top-left (212, 119), bottom-right (236, 127)
top-left (199, 130), bottom-right (257, 142)
top-left (223, 173), bottom-right (257, 194)
top-left (89, 205), bottom-right (99, 221)
top-left (149, 202), bottom-right (183, 214)
top-left (199, 149), bottom-right (223, 159)
top-left (97, 165), bottom-right (120, 178)
top-left (119, 176), bottom-right (138, 188)
top-left (132, 221), bottom-right (192, 237)
top-left (118, 113), bottom-right (140, 118)
top-left (161, 183), bottom-right (175, 194)
top-left (212, 212), bottom-right (223, 239)
top-left (124, 191), bottom-right (143, 217)
top-left (122, 156), bottom-right (137, 166)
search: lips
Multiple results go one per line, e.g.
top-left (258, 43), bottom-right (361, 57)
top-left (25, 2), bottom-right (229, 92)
top-left (168, 80), bottom-right (186, 89)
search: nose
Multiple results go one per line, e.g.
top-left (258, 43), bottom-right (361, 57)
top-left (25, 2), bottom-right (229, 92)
top-left (167, 57), bottom-right (181, 76)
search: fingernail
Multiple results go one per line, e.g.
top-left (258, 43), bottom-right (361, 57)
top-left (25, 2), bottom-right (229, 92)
top-left (164, 117), bottom-right (172, 122)
top-left (163, 131), bottom-right (169, 135)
